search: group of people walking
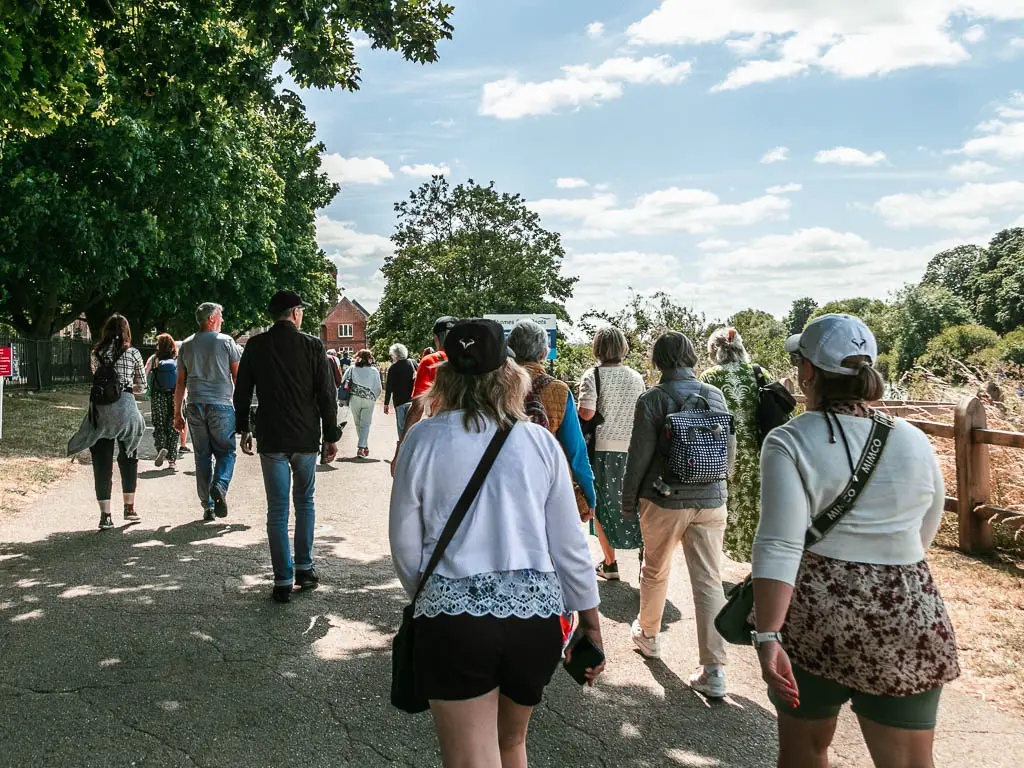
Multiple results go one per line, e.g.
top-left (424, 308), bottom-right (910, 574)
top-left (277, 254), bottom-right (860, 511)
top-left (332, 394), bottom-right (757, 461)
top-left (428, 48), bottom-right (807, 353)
top-left (388, 313), bottom-right (958, 768)
top-left (65, 299), bottom-right (959, 767)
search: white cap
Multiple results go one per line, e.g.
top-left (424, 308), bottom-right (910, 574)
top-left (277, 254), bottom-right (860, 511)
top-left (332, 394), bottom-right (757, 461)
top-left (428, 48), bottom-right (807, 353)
top-left (784, 314), bottom-right (877, 376)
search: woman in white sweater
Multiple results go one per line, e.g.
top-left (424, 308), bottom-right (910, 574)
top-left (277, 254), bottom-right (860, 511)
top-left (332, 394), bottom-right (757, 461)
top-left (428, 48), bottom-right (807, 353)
top-left (342, 349), bottom-right (382, 457)
top-left (752, 314), bottom-right (958, 768)
top-left (390, 319), bottom-right (603, 768)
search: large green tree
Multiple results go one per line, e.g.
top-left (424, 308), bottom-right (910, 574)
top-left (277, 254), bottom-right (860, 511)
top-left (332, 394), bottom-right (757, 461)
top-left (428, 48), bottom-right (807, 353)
top-left (785, 297), bottom-right (817, 336)
top-left (886, 284), bottom-right (973, 374)
top-left (968, 228), bottom-right (1024, 334)
top-left (726, 308), bottom-right (789, 376)
top-left (369, 177), bottom-right (578, 353)
top-left (922, 244), bottom-right (985, 302)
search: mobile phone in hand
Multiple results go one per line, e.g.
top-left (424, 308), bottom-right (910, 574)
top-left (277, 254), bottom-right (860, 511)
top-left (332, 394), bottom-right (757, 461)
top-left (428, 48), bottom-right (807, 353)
top-left (563, 634), bottom-right (605, 685)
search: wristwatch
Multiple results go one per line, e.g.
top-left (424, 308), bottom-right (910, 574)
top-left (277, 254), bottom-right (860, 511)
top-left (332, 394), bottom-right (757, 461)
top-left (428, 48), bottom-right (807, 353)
top-left (751, 631), bottom-right (783, 649)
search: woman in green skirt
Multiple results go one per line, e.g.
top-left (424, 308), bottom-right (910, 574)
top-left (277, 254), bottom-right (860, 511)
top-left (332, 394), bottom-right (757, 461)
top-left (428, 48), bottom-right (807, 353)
top-left (700, 327), bottom-right (763, 563)
top-left (579, 327), bottom-right (646, 580)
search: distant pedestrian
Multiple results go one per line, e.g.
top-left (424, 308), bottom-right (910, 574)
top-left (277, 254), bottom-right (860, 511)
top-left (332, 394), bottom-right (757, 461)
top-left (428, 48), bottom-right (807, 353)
top-left (412, 320), bottom-right (457, 400)
top-left (508, 320), bottom-right (596, 516)
top-left (384, 343), bottom-right (416, 438)
top-left (700, 327), bottom-right (764, 563)
top-left (234, 290), bottom-right (342, 604)
top-left (342, 349), bottom-right (382, 458)
top-left (390, 319), bottom-right (603, 767)
top-left (68, 314), bottom-right (147, 530)
top-left (754, 314), bottom-right (957, 766)
top-left (622, 331), bottom-right (734, 698)
top-left (578, 327), bottom-right (646, 580)
top-left (339, 351), bottom-right (352, 373)
top-left (146, 333), bottom-right (180, 470)
top-left (175, 302), bottom-right (241, 522)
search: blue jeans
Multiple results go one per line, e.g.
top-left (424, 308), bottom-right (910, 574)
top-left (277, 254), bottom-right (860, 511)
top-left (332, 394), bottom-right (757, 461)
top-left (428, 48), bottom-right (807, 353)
top-left (395, 402), bottom-right (411, 438)
top-left (260, 452), bottom-right (317, 587)
top-left (186, 403), bottom-right (236, 510)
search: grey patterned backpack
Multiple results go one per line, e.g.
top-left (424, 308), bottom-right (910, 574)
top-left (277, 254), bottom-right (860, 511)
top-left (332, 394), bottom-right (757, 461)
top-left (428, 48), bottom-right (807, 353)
top-left (659, 384), bottom-right (733, 484)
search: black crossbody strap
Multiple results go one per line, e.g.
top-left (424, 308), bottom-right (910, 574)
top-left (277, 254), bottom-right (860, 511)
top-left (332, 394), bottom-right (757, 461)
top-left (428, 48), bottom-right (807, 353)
top-left (593, 365), bottom-right (601, 406)
top-left (804, 412), bottom-right (895, 548)
top-left (413, 423), bottom-right (515, 601)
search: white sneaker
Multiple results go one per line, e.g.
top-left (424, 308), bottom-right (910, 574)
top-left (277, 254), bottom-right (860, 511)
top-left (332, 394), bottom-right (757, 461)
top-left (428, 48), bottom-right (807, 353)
top-left (631, 619), bottom-right (661, 658)
top-left (689, 667), bottom-right (727, 699)
top-left (155, 448), bottom-right (167, 467)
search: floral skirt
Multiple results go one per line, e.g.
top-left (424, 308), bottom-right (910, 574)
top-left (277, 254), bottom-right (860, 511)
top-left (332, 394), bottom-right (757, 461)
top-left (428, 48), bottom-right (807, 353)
top-left (784, 552), bottom-right (960, 697)
top-left (589, 451), bottom-right (642, 550)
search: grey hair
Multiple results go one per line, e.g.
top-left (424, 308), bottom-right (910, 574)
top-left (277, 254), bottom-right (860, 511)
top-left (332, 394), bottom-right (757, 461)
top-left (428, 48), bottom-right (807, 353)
top-left (592, 326), bottom-right (629, 364)
top-left (196, 302), bottom-right (223, 327)
top-left (707, 327), bottom-right (750, 365)
top-left (390, 343), bottom-right (409, 360)
top-left (507, 320), bottom-right (549, 363)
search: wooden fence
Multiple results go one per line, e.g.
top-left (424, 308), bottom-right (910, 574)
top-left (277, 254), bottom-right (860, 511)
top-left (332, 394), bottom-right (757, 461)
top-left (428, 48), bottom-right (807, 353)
top-left (792, 395), bottom-right (1024, 554)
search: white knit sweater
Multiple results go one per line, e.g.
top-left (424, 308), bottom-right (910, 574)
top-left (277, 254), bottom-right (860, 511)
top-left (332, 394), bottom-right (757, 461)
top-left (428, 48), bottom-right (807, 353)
top-left (389, 412), bottom-right (600, 613)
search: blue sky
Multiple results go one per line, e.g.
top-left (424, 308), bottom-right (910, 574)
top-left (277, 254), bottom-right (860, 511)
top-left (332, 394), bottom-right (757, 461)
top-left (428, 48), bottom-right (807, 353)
top-left (290, 0), bottom-right (1024, 325)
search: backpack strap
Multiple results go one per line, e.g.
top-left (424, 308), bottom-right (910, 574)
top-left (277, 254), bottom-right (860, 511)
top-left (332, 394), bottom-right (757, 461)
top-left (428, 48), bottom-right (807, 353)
top-left (657, 383), bottom-right (711, 413)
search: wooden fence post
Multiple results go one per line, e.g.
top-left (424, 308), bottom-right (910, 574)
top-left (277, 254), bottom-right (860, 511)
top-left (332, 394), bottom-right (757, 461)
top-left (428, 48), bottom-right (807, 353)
top-left (954, 395), bottom-right (994, 554)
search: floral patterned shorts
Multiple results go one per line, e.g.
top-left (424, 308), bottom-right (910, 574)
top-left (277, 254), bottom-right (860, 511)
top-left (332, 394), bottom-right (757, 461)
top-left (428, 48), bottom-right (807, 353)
top-left (784, 552), bottom-right (960, 698)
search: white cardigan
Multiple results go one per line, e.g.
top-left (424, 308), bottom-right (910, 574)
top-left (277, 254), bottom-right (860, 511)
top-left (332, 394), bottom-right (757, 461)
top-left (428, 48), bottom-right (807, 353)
top-left (389, 411), bottom-right (600, 613)
top-left (753, 412), bottom-right (946, 586)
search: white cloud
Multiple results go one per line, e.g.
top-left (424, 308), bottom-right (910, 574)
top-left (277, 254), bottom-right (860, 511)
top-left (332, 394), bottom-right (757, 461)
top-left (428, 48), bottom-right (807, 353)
top-left (760, 146), bottom-right (789, 164)
top-left (726, 32), bottom-right (771, 57)
top-left (316, 216), bottom-right (394, 264)
top-left (624, 1), bottom-right (1024, 91)
top-left (399, 162), bottom-right (451, 178)
top-left (586, 22), bottom-right (605, 39)
top-left (431, 118), bottom-right (456, 128)
top-left (1012, 37), bottom-right (1024, 49)
top-left (319, 154), bottom-right (394, 185)
top-left (594, 183), bottom-right (612, 191)
top-left (531, 186), bottom-right (790, 236)
top-left (958, 92), bottom-right (1024, 160)
top-left (556, 177), bottom-right (590, 189)
top-left (479, 55), bottom-right (691, 119)
top-left (814, 147), bottom-right (887, 166)
top-left (963, 25), bottom-right (987, 44)
top-left (948, 160), bottom-right (1002, 179)
top-left (697, 238), bottom-right (731, 250)
top-left (766, 183), bottom-right (802, 194)
top-left (351, 31), bottom-right (372, 49)
top-left (873, 181), bottom-right (1024, 232)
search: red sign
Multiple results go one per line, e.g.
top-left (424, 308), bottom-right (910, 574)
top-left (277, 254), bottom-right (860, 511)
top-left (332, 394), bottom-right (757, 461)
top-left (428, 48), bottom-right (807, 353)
top-left (0, 347), bottom-right (11, 378)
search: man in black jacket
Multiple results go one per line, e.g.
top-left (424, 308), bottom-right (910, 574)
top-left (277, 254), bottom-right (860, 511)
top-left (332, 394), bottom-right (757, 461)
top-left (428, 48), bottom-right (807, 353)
top-left (234, 290), bottom-right (342, 604)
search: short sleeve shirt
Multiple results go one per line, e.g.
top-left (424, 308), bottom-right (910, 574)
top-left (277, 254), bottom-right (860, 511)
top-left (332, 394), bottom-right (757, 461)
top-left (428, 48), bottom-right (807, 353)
top-left (178, 331), bottom-right (241, 405)
top-left (411, 351), bottom-right (447, 398)
top-left (579, 365), bottom-right (646, 453)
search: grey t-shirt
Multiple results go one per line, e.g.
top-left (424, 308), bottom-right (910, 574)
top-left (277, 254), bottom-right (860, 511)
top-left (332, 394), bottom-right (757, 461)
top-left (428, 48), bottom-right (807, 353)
top-left (179, 331), bottom-right (241, 405)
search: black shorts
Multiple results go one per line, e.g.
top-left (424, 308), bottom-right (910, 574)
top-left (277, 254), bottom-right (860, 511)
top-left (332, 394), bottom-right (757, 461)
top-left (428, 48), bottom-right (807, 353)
top-left (413, 613), bottom-right (563, 707)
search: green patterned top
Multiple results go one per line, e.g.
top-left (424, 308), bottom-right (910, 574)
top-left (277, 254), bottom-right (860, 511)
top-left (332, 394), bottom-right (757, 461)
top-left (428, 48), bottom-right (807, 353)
top-left (700, 361), bottom-right (763, 563)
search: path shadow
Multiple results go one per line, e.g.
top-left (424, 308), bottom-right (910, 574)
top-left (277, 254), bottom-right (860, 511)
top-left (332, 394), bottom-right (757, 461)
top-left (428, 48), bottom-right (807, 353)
top-left (138, 468), bottom-right (176, 480)
top-left (596, 579), bottom-right (684, 629)
top-left (0, 523), bottom-right (778, 767)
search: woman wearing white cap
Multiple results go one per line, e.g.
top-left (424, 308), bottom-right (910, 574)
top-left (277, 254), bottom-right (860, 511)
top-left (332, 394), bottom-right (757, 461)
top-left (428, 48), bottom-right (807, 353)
top-left (752, 314), bottom-right (958, 767)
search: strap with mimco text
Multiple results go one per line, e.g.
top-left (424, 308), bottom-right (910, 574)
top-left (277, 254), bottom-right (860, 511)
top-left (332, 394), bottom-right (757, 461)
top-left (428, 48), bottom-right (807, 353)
top-left (804, 412), bottom-right (895, 548)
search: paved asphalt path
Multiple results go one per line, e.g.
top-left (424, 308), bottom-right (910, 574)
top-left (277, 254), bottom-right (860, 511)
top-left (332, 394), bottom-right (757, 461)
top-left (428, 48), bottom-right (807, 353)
top-left (1, 403), bottom-right (1023, 767)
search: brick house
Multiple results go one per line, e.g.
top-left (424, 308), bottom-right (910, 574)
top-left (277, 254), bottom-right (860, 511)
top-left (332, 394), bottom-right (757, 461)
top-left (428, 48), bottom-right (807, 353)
top-left (321, 297), bottom-right (370, 356)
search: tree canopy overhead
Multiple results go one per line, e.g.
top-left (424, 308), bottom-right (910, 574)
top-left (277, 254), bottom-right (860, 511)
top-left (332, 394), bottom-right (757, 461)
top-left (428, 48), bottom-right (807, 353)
top-left (369, 176), bottom-right (578, 354)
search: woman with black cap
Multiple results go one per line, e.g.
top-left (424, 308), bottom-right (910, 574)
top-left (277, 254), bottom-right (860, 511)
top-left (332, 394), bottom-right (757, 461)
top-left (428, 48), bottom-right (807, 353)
top-left (390, 319), bottom-right (603, 768)
top-left (752, 314), bottom-right (958, 767)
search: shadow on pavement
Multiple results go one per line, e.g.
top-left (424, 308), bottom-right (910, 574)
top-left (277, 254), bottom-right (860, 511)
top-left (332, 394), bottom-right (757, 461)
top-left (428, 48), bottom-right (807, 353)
top-left (0, 522), bottom-right (778, 767)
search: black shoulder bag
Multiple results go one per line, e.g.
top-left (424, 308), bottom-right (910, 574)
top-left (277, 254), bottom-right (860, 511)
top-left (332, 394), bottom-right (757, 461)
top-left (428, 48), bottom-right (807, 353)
top-left (752, 365), bottom-right (797, 446)
top-left (579, 366), bottom-right (604, 463)
top-left (391, 423), bottom-right (515, 714)
top-left (714, 411), bottom-right (895, 645)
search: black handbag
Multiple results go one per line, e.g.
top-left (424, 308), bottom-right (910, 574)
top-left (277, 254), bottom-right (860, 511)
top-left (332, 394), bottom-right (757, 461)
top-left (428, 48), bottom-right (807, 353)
top-left (390, 422), bottom-right (515, 714)
top-left (579, 366), bottom-right (604, 462)
top-left (715, 411), bottom-right (895, 645)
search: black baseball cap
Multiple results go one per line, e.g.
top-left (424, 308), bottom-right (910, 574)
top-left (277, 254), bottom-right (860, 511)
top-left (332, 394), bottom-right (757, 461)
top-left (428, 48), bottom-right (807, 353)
top-left (444, 319), bottom-right (508, 376)
top-left (269, 290), bottom-right (304, 316)
top-left (433, 316), bottom-right (458, 337)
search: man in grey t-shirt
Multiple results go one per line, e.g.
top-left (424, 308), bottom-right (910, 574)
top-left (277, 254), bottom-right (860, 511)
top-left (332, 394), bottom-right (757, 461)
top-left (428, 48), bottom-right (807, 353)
top-left (175, 302), bottom-right (242, 521)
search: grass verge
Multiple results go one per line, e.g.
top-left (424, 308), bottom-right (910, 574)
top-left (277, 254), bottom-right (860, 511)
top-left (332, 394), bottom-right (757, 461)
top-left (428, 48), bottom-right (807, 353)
top-left (0, 387), bottom-right (89, 515)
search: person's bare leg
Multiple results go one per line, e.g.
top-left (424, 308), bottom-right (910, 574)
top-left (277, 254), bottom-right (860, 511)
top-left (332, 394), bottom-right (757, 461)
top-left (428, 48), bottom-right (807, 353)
top-left (859, 716), bottom-right (935, 768)
top-left (430, 690), bottom-right (502, 768)
top-left (776, 711), bottom-right (837, 768)
top-left (497, 694), bottom-right (534, 768)
top-left (594, 519), bottom-right (616, 566)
